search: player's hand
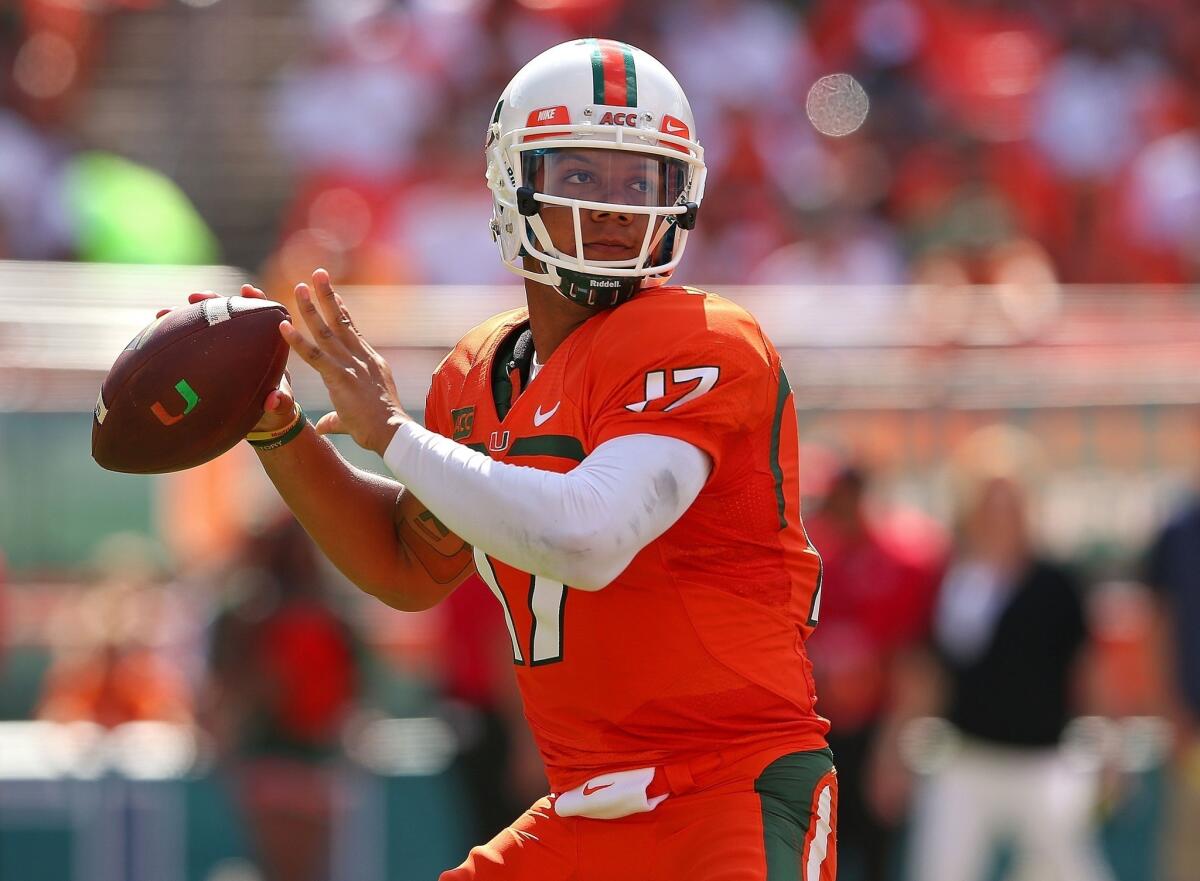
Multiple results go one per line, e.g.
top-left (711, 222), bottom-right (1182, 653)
top-left (154, 283), bottom-right (269, 318)
top-left (282, 268), bottom-right (411, 456)
top-left (157, 285), bottom-right (296, 435)
top-left (251, 371), bottom-right (298, 435)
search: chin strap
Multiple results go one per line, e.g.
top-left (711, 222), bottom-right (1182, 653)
top-left (554, 267), bottom-right (638, 308)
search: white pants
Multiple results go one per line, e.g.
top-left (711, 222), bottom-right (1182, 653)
top-left (906, 741), bottom-right (1114, 881)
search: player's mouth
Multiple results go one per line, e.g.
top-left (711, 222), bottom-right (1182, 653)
top-left (583, 241), bottom-right (638, 260)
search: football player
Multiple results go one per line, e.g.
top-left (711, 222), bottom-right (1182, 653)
top-left (223, 39), bottom-right (835, 881)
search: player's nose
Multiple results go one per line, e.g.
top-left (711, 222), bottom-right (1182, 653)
top-left (588, 206), bottom-right (634, 224)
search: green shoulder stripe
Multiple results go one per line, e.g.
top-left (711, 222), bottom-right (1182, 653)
top-left (510, 435), bottom-right (585, 462)
top-left (463, 436), bottom-right (584, 462)
top-left (769, 367), bottom-right (792, 529)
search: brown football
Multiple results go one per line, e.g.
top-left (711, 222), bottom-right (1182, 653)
top-left (92, 296), bottom-right (290, 474)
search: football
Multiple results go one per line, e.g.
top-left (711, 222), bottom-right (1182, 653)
top-left (92, 296), bottom-right (290, 474)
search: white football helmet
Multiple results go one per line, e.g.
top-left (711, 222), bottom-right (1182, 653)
top-left (485, 39), bottom-right (706, 308)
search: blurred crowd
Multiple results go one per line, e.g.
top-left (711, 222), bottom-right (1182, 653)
top-left (6, 0), bottom-right (1200, 288)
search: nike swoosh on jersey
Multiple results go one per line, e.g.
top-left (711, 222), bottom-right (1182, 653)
top-left (533, 401), bottom-right (561, 427)
top-left (582, 781), bottom-right (614, 796)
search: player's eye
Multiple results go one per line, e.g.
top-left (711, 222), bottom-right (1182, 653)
top-left (562, 170), bottom-right (597, 187)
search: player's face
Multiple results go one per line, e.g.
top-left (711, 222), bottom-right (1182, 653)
top-left (533, 149), bottom-right (684, 262)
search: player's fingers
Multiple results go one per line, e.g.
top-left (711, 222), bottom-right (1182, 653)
top-left (279, 319), bottom-right (332, 374)
top-left (263, 384), bottom-right (294, 414)
top-left (314, 411), bottom-right (344, 436)
top-left (240, 284), bottom-right (268, 300)
top-left (332, 291), bottom-right (365, 340)
top-left (294, 283), bottom-right (350, 360)
top-left (186, 291), bottom-right (220, 304)
top-left (155, 308), bottom-right (172, 319)
top-left (311, 268), bottom-right (358, 347)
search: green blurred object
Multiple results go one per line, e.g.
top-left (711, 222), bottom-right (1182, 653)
top-left (63, 152), bottom-right (219, 265)
top-left (0, 412), bottom-right (156, 571)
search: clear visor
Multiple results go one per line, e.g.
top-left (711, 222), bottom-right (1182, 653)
top-left (523, 148), bottom-right (688, 208)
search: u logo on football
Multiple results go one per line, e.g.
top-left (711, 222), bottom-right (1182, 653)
top-left (151, 379), bottom-right (200, 426)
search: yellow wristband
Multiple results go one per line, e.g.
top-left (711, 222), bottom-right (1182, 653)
top-left (246, 403), bottom-right (302, 442)
top-left (247, 413), bottom-right (307, 451)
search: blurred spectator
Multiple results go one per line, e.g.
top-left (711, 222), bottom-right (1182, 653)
top-left (1030, 3), bottom-right (1168, 281)
top-left (385, 144), bottom-right (513, 286)
top-left (0, 550), bottom-right (7, 683)
top-left (914, 0), bottom-right (1053, 144)
top-left (270, 11), bottom-right (436, 184)
top-left (1144, 485), bottom-right (1200, 881)
top-left (203, 516), bottom-right (361, 881)
top-left (1077, 580), bottom-right (1174, 881)
top-left (753, 132), bottom-right (908, 289)
top-left (1116, 79), bottom-right (1200, 284)
top-left (0, 108), bottom-right (73, 259)
top-left (657, 0), bottom-right (812, 166)
top-left (7, 0), bottom-right (107, 125)
top-left (262, 176), bottom-right (412, 295)
top-left (892, 131), bottom-right (1062, 290)
top-left (1031, 5), bottom-right (1160, 184)
top-left (804, 465), bottom-right (944, 881)
top-left (37, 535), bottom-right (193, 727)
top-left (891, 425), bottom-right (1113, 881)
top-left (751, 209), bottom-right (906, 287)
top-left (437, 575), bottom-right (546, 843)
top-left (263, 7), bottom-right (423, 290)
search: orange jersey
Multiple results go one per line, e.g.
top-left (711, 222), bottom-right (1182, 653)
top-left (425, 286), bottom-right (828, 789)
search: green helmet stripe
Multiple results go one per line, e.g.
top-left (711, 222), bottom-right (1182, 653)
top-left (589, 38), bottom-right (605, 105)
top-left (621, 42), bottom-right (637, 106)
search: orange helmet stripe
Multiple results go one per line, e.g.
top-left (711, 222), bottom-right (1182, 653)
top-left (590, 39), bottom-right (637, 107)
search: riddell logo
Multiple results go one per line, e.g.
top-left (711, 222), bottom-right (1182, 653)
top-left (599, 111), bottom-right (640, 127)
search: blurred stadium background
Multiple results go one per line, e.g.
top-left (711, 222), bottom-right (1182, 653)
top-left (4, 0), bottom-right (1200, 879)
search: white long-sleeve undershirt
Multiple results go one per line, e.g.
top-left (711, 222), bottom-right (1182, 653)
top-left (382, 421), bottom-right (711, 590)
